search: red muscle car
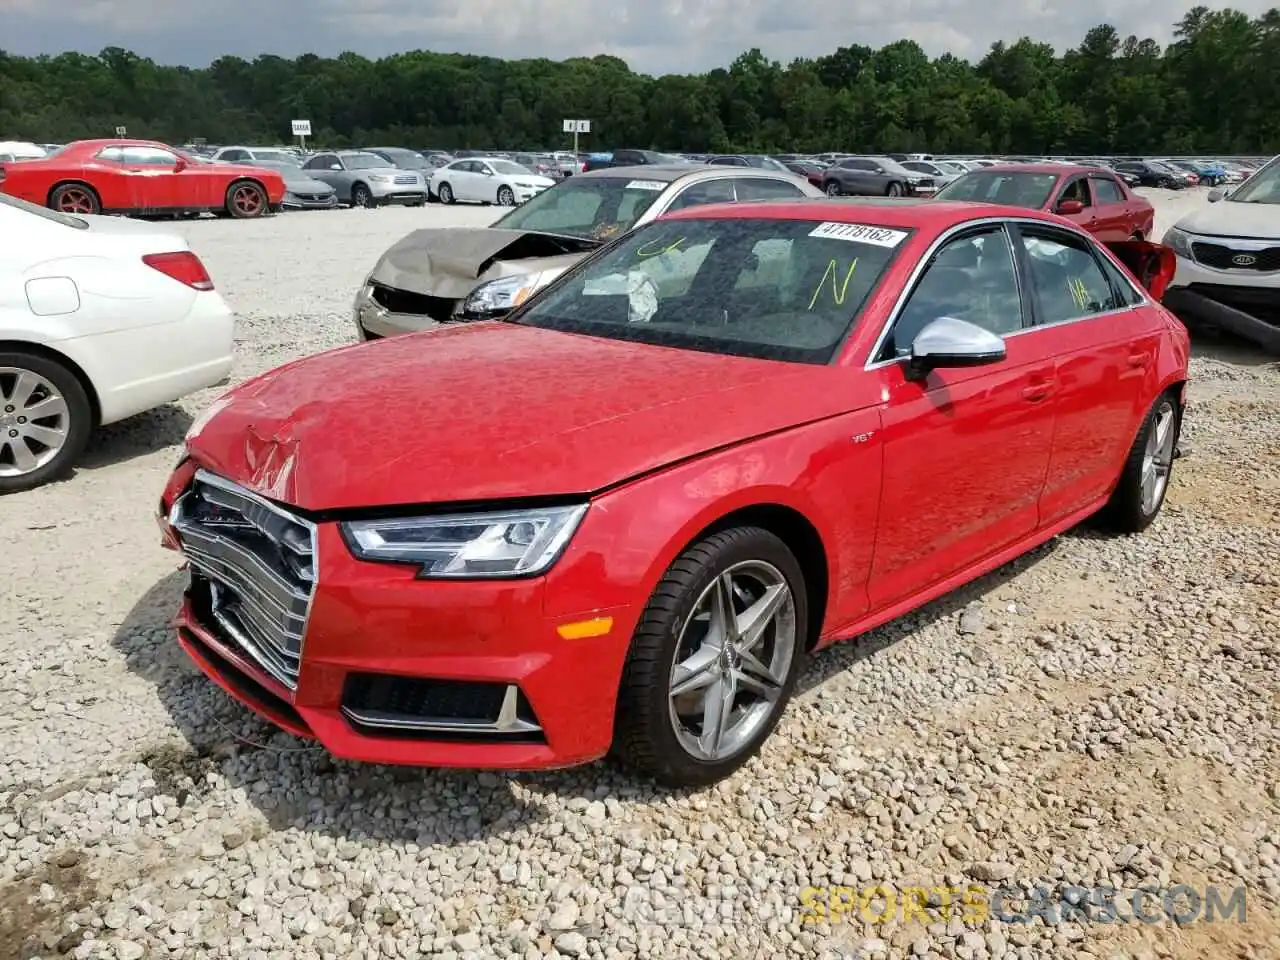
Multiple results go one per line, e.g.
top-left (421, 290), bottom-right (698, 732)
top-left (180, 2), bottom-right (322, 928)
top-left (0, 139), bottom-right (286, 218)
top-left (935, 164), bottom-right (1156, 241)
top-left (158, 199), bottom-right (1187, 787)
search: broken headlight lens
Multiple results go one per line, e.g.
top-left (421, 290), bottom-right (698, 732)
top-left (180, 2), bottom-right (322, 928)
top-left (341, 504), bottom-right (588, 578)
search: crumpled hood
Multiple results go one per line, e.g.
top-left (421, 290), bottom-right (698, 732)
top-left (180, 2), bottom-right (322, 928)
top-left (367, 228), bottom-right (599, 299)
top-left (184, 322), bottom-right (847, 511)
top-left (1175, 201), bottom-right (1280, 239)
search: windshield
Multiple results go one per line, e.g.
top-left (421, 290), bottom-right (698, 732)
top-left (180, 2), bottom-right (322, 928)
top-left (936, 161), bottom-right (968, 175)
top-left (490, 160), bottom-right (532, 176)
top-left (251, 150), bottom-right (297, 165)
top-left (935, 171), bottom-right (1059, 209)
top-left (377, 150), bottom-right (427, 169)
top-left (511, 217), bottom-right (907, 364)
top-left (343, 153), bottom-right (393, 170)
top-left (491, 176), bottom-right (670, 241)
top-left (0, 191), bottom-right (88, 229)
top-left (1228, 156), bottom-right (1280, 203)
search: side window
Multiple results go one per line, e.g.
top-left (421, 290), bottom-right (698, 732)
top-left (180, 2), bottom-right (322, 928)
top-left (224, 149), bottom-right (248, 162)
top-left (1091, 177), bottom-right (1124, 203)
top-left (1059, 177), bottom-right (1091, 207)
top-left (732, 178), bottom-right (807, 201)
top-left (96, 147), bottom-right (126, 163)
top-left (878, 226), bottom-right (1023, 361)
top-left (122, 147), bottom-right (178, 166)
top-left (665, 179), bottom-right (736, 213)
top-left (1096, 253), bottom-right (1145, 307)
top-left (841, 159), bottom-right (875, 171)
top-left (1018, 229), bottom-right (1122, 325)
top-left (613, 151), bottom-right (643, 165)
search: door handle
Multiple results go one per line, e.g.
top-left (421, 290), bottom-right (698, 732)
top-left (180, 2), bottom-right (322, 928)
top-left (1127, 352), bottom-right (1150, 369)
top-left (1022, 382), bottom-right (1053, 402)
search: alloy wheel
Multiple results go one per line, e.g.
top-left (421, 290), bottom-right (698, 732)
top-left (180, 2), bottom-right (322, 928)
top-left (56, 189), bottom-right (94, 214)
top-left (0, 367), bottom-right (70, 478)
top-left (232, 185), bottom-right (262, 216)
top-left (1140, 399), bottom-right (1176, 515)
top-left (667, 560), bottom-right (796, 762)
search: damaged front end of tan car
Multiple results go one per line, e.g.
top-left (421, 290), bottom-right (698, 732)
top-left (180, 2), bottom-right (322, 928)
top-left (353, 228), bottom-right (600, 339)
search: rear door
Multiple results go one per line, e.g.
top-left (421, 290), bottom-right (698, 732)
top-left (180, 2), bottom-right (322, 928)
top-left (730, 177), bottom-right (809, 202)
top-left (1089, 175), bottom-right (1146, 240)
top-left (1010, 223), bottom-right (1161, 527)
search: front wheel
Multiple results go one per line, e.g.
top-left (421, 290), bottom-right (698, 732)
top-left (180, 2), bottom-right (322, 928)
top-left (496, 185), bottom-right (515, 206)
top-left (226, 181), bottom-right (267, 218)
top-left (351, 183), bottom-right (375, 208)
top-left (613, 526), bottom-right (807, 787)
top-left (0, 353), bottom-right (93, 494)
top-left (1100, 392), bottom-right (1181, 533)
top-left (886, 182), bottom-right (903, 197)
top-left (438, 182), bottom-right (455, 204)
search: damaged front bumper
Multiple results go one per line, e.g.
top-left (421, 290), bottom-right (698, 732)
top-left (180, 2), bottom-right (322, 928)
top-left (1163, 281), bottom-right (1280, 356)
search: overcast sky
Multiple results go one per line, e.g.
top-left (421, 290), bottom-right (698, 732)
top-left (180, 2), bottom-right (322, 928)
top-left (2, 0), bottom-right (1272, 74)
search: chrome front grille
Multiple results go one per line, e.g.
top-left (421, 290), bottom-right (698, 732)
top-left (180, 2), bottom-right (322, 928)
top-left (171, 470), bottom-right (317, 691)
top-left (393, 174), bottom-right (419, 185)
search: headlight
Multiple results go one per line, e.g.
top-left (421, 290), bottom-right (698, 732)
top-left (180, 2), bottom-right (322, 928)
top-left (368, 173), bottom-right (393, 182)
top-left (459, 273), bottom-right (550, 317)
top-left (341, 505), bottom-right (588, 578)
top-left (1163, 226), bottom-right (1194, 259)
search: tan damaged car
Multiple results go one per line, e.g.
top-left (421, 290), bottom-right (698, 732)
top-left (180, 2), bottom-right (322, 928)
top-left (352, 164), bottom-right (822, 339)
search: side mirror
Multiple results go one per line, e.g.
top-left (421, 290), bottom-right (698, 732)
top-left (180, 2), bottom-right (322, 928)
top-left (1208, 187), bottom-right (1227, 203)
top-left (906, 317), bottom-right (1007, 381)
top-left (330, 164), bottom-right (342, 171)
top-left (173, 157), bottom-right (188, 172)
top-left (482, 169), bottom-right (494, 176)
top-left (1056, 198), bottom-right (1084, 215)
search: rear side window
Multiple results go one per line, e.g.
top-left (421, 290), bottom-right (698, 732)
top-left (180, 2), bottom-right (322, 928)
top-left (1091, 178), bottom-right (1125, 203)
top-left (733, 178), bottom-right (808, 201)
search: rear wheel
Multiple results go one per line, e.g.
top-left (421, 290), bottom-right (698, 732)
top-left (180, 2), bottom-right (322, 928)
top-left (49, 183), bottom-right (101, 215)
top-left (0, 353), bottom-right (93, 494)
top-left (823, 181), bottom-right (841, 196)
top-left (226, 181), bottom-right (267, 218)
top-left (438, 182), bottom-right (455, 204)
top-left (613, 526), bottom-right (807, 787)
top-left (1100, 392), bottom-right (1180, 533)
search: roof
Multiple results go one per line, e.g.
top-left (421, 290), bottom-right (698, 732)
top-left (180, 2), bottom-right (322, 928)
top-left (63, 138), bottom-right (171, 150)
top-left (660, 197), bottom-right (1067, 230)
top-left (974, 163), bottom-right (1109, 177)
top-left (578, 163), bottom-right (798, 184)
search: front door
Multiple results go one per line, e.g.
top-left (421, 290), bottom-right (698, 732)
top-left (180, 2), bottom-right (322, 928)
top-left (867, 223), bottom-right (1059, 609)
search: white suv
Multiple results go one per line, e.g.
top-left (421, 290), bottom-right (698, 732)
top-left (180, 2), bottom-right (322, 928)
top-left (1162, 155), bottom-right (1280, 356)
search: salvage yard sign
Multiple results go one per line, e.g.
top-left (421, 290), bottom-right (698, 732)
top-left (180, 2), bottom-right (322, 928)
top-left (562, 118), bottom-right (591, 155)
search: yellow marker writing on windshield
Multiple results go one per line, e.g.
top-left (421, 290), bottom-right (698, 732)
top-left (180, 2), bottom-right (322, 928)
top-left (808, 259), bottom-right (859, 310)
top-left (637, 237), bottom-right (686, 257)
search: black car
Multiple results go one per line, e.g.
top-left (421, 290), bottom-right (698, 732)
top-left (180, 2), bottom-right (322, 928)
top-left (581, 149), bottom-right (691, 172)
top-left (819, 156), bottom-right (936, 197)
top-left (1112, 160), bottom-right (1186, 190)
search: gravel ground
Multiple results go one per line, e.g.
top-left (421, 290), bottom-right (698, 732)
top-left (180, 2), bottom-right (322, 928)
top-left (2, 191), bottom-right (1277, 960)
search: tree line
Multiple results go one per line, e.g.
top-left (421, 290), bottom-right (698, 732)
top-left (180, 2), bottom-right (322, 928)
top-left (1, 6), bottom-right (1277, 155)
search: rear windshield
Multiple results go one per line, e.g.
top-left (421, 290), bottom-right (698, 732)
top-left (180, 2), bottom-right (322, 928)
top-left (491, 176), bottom-right (671, 241)
top-left (511, 217), bottom-right (909, 364)
top-left (0, 191), bottom-right (88, 229)
top-left (936, 171), bottom-right (1060, 209)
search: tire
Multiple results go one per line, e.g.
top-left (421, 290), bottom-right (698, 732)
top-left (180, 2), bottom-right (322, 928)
top-left (613, 526), bottom-right (808, 787)
top-left (351, 183), bottom-right (376, 208)
top-left (496, 185), bottom-right (515, 206)
top-left (0, 352), bottom-right (93, 494)
top-left (886, 182), bottom-right (903, 197)
top-left (438, 182), bottom-right (455, 204)
top-left (823, 181), bottom-right (841, 196)
top-left (1130, 231), bottom-right (1144, 241)
top-left (49, 183), bottom-right (101, 216)
top-left (1100, 391), bottom-right (1181, 534)
top-left (225, 181), bottom-right (267, 219)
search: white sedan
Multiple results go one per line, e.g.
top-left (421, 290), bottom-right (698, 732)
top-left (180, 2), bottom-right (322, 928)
top-left (0, 193), bottom-right (234, 492)
top-left (428, 157), bottom-right (555, 206)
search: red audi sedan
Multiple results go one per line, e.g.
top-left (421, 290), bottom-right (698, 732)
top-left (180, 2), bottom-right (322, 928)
top-left (158, 199), bottom-right (1188, 787)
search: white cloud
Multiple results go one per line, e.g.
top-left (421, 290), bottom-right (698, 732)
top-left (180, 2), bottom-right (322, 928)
top-left (4, 0), bottom-right (1274, 73)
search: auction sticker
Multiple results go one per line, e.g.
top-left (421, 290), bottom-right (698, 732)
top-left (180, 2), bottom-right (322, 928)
top-left (809, 222), bottom-right (909, 247)
top-left (626, 180), bottom-right (667, 191)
